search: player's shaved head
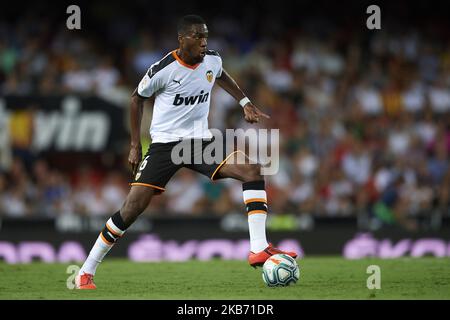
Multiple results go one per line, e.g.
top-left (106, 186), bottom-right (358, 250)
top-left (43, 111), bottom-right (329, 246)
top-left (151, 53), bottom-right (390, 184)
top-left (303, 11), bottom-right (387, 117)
top-left (177, 15), bottom-right (206, 35)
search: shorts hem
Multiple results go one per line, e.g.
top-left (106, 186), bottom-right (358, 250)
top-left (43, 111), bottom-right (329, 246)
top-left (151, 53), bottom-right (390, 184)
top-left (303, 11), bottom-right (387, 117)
top-left (210, 150), bottom-right (244, 181)
top-left (130, 182), bottom-right (166, 193)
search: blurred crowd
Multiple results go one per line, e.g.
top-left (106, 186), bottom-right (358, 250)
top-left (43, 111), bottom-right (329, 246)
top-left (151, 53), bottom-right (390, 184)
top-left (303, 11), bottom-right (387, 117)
top-left (1, 4), bottom-right (450, 230)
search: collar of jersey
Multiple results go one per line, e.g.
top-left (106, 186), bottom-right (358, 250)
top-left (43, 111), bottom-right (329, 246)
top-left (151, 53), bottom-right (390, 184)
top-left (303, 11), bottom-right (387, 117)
top-left (172, 50), bottom-right (200, 70)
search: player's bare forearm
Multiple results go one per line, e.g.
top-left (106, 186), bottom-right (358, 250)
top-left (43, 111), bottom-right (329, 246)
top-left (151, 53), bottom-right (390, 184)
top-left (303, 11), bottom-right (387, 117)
top-left (216, 69), bottom-right (246, 102)
top-left (216, 69), bottom-right (270, 123)
top-left (128, 89), bottom-right (145, 174)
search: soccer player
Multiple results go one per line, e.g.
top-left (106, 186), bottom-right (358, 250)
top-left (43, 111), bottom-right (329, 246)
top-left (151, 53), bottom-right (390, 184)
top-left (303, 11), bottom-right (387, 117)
top-left (76, 15), bottom-right (297, 289)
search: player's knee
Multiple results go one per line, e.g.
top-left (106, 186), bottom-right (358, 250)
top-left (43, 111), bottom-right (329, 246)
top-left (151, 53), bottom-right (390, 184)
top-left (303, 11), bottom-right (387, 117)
top-left (243, 163), bottom-right (263, 182)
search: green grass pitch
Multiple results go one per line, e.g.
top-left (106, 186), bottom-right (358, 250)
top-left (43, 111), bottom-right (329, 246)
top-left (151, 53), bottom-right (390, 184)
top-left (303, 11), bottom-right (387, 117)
top-left (1, 257), bottom-right (449, 299)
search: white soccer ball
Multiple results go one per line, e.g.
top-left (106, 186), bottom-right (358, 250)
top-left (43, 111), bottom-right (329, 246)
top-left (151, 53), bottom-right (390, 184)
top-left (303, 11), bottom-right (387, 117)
top-left (262, 253), bottom-right (300, 287)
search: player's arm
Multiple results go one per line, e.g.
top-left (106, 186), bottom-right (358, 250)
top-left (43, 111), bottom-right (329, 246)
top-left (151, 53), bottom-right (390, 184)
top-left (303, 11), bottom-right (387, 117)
top-left (128, 88), bottom-right (145, 176)
top-left (128, 65), bottom-right (162, 175)
top-left (216, 68), bottom-right (270, 123)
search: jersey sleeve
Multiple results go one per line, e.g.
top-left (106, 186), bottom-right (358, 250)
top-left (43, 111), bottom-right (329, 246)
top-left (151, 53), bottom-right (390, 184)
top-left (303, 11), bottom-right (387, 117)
top-left (216, 55), bottom-right (223, 78)
top-left (137, 66), bottom-right (165, 98)
top-left (207, 50), bottom-right (223, 79)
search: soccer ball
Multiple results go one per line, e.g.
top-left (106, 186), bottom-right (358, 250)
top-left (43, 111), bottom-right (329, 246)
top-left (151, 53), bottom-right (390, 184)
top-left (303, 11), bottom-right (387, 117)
top-left (262, 254), bottom-right (300, 287)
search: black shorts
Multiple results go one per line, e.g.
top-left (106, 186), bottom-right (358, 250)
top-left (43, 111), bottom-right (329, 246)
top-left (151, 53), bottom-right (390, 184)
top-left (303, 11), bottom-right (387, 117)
top-left (131, 138), bottom-right (240, 194)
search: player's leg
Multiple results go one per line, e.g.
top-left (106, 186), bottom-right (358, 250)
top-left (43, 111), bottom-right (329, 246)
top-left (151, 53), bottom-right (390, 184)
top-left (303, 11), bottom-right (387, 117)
top-left (76, 186), bottom-right (156, 289)
top-left (213, 155), bottom-right (269, 251)
top-left (188, 145), bottom-right (297, 267)
top-left (77, 142), bottom-right (180, 289)
top-left (215, 159), bottom-right (297, 267)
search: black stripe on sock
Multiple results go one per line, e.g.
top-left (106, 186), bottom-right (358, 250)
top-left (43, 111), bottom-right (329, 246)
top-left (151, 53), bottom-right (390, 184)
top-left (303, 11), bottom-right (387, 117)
top-left (246, 201), bottom-right (268, 213)
top-left (242, 180), bottom-right (265, 191)
top-left (101, 228), bottom-right (117, 243)
top-left (111, 211), bottom-right (128, 230)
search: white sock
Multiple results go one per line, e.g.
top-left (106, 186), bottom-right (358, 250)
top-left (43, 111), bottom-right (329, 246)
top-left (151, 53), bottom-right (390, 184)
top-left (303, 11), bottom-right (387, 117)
top-left (79, 235), bottom-right (113, 275)
top-left (79, 217), bottom-right (126, 275)
top-left (243, 188), bottom-right (269, 253)
top-left (248, 213), bottom-right (268, 253)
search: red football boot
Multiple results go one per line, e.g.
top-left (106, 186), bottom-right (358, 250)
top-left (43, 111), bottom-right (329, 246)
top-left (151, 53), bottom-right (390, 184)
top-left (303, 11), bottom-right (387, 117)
top-left (75, 272), bottom-right (97, 290)
top-left (248, 243), bottom-right (298, 268)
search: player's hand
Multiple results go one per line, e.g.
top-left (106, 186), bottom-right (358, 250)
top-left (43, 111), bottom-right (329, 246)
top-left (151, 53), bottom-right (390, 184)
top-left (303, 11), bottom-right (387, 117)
top-left (128, 144), bottom-right (142, 176)
top-left (243, 103), bottom-right (270, 124)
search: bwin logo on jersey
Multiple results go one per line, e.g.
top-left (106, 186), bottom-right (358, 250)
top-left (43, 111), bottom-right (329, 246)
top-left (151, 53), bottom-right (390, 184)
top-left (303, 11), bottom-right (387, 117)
top-left (173, 90), bottom-right (209, 106)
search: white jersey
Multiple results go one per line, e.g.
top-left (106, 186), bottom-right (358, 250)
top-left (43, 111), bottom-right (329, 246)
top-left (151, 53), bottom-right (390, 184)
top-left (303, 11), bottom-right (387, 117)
top-left (137, 49), bottom-right (223, 143)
